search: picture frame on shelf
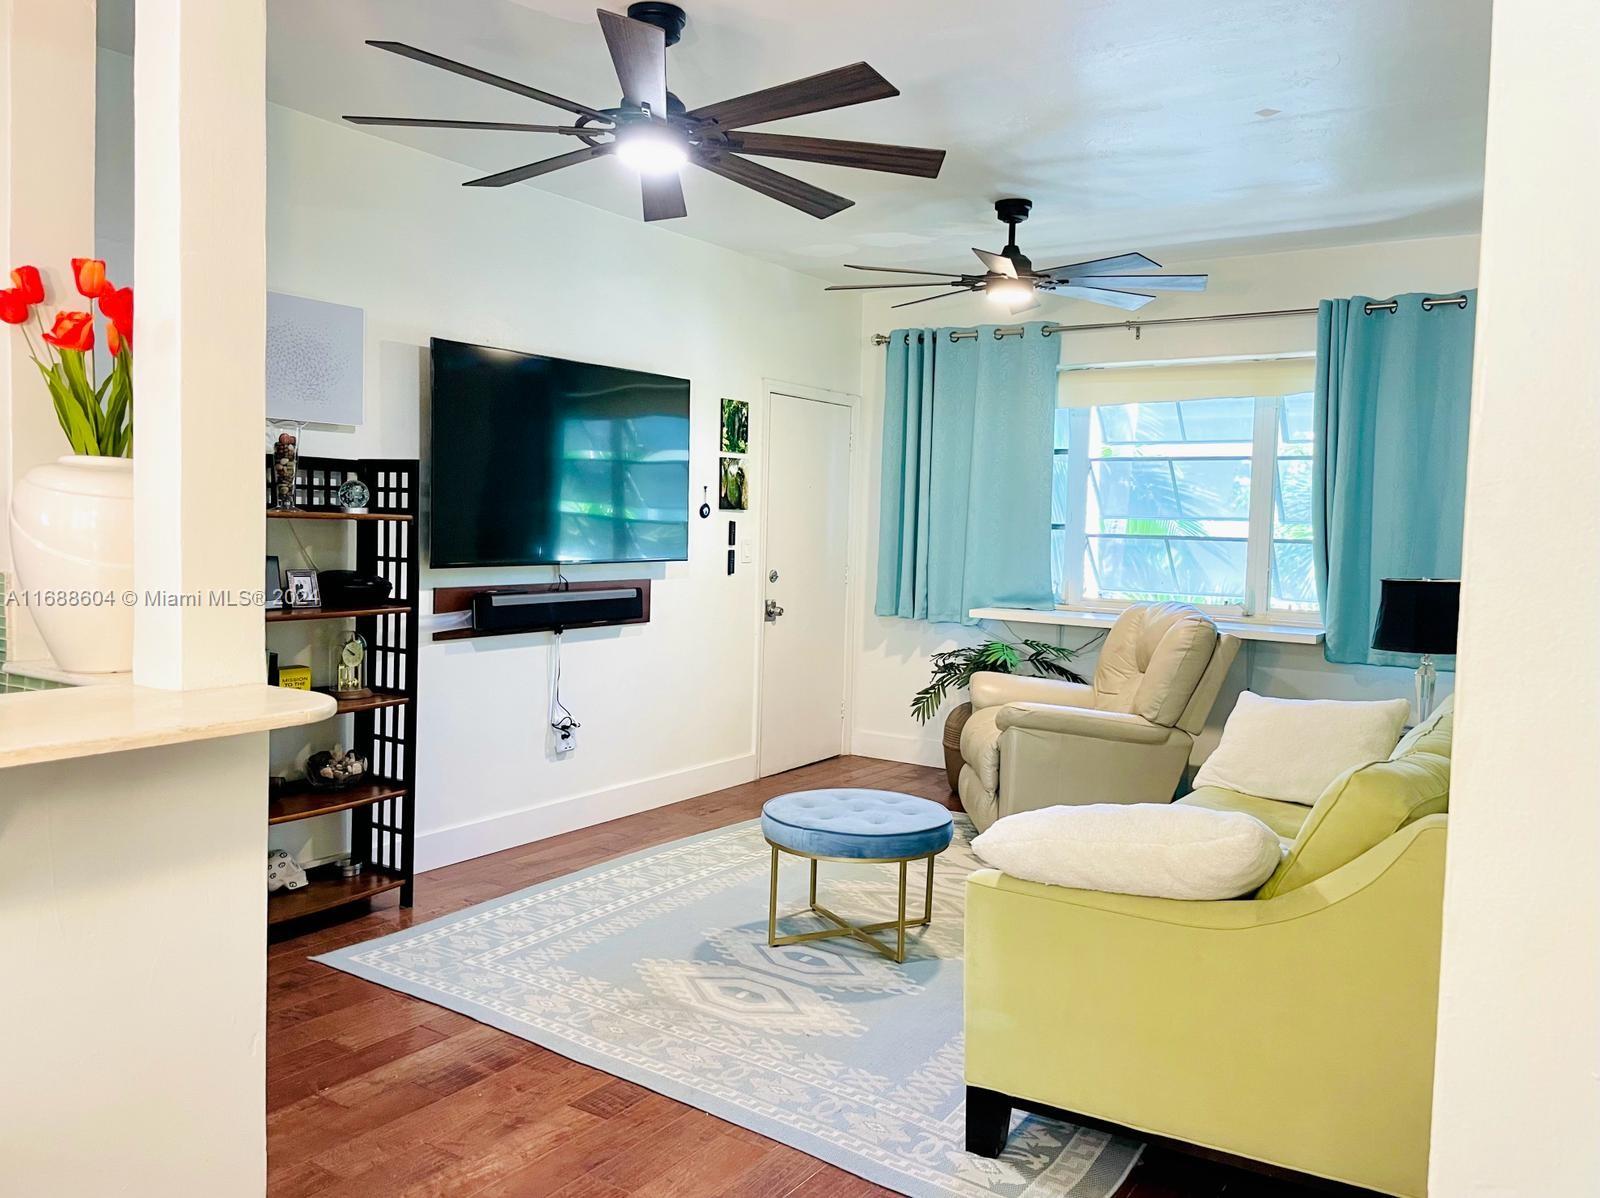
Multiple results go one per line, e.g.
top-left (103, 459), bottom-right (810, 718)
top-left (283, 568), bottom-right (321, 608)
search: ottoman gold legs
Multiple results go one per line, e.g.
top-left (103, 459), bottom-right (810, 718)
top-left (766, 843), bottom-right (937, 964)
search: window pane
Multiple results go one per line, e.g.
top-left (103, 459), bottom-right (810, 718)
top-left (1178, 396), bottom-right (1255, 441)
top-left (1275, 458), bottom-right (1313, 532)
top-left (1170, 538), bottom-right (1248, 603)
top-left (1052, 453), bottom-right (1071, 526)
top-left (1097, 402), bottom-right (1181, 444)
top-left (1051, 527), bottom-right (1066, 599)
top-left (1092, 460), bottom-right (1179, 519)
top-left (1279, 391), bottom-right (1314, 449)
top-left (1271, 540), bottom-right (1317, 610)
top-left (1054, 408), bottom-right (1072, 451)
top-left (1171, 459), bottom-right (1251, 519)
top-left (1087, 536), bottom-right (1174, 594)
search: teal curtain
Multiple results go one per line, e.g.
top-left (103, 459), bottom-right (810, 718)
top-left (1314, 292), bottom-right (1476, 666)
top-left (875, 323), bottom-right (1058, 624)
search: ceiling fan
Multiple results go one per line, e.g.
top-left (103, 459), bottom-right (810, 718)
top-left (827, 198), bottom-right (1209, 314)
top-left (343, 3), bottom-right (945, 223)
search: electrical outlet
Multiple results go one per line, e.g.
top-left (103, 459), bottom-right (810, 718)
top-left (555, 726), bottom-right (577, 753)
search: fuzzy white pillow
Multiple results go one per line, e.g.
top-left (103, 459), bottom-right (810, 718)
top-left (1192, 692), bottom-right (1411, 805)
top-left (972, 804), bottom-right (1283, 901)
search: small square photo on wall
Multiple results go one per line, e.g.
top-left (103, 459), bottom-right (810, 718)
top-left (719, 456), bottom-right (748, 511)
top-left (720, 398), bottom-right (749, 454)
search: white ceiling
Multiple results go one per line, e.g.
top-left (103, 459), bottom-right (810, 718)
top-left (110, 0), bottom-right (1493, 282)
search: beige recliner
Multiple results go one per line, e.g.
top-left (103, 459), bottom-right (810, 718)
top-left (957, 603), bottom-right (1240, 830)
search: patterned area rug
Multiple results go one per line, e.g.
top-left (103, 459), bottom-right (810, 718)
top-left (316, 817), bottom-right (1142, 1197)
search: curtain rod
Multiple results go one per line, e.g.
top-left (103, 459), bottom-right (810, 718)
top-left (867, 295), bottom-right (1470, 346)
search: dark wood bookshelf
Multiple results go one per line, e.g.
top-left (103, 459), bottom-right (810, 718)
top-left (265, 454), bottom-right (419, 938)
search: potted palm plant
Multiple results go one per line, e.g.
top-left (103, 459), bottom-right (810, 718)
top-left (912, 639), bottom-right (1088, 792)
top-left (2, 258), bottom-right (135, 673)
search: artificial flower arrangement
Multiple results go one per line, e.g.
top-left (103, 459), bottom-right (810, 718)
top-left (0, 258), bottom-right (133, 456)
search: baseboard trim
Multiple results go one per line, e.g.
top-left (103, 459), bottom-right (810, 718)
top-left (849, 728), bottom-right (944, 768)
top-left (415, 753), bottom-right (758, 873)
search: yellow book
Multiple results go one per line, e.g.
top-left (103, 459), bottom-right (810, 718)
top-left (277, 665), bottom-right (312, 691)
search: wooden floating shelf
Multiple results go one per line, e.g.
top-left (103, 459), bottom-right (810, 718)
top-left (267, 868), bottom-right (404, 925)
top-left (269, 780), bottom-right (408, 826)
top-left (313, 687), bottom-right (409, 715)
top-left (267, 603), bottom-right (413, 623)
top-left (267, 509), bottom-right (413, 522)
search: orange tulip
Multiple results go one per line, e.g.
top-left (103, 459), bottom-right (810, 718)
top-left (0, 288), bottom-right (29, 325)
top-left (9, 265), bottom-right (44, 306)
top-left (106, 321), bottom-right (124, 356)
top-left (99, 284), bottom-right (133, 346)
top-left (71, 257), bottom-right (108, 300)
top-left (43, 309), bottom-right (94, 352)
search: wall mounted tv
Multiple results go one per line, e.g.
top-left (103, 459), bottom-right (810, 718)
top-left (429, 339), bottom-right (690, 568)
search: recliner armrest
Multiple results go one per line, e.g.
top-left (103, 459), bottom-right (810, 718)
top-left (970, 672), bottom-right (1094, 711)
top-left (995, 702), bottom-right (1172, 745)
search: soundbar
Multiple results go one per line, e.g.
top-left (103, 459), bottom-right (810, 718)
top-left (470, 586), bottom-right (646, 635)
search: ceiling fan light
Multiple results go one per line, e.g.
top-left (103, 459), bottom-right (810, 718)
top-left (986, 279), bottom-right (1032, 306)
top-left (614, 125), bottom-right (688, 175)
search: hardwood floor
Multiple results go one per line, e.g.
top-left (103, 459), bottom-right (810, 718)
top-left (268, 755), bottom-right (1355, 1197)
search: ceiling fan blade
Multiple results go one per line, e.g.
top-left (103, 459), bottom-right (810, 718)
top-left (1009, 294), bottom-right (1041, 315)
top-left (1048, 284), bottom-right (1157, 311)
top-left (1037, 251), bottom-right (1161, 277)
top-left (892, 286), bottom-right (980, 309)
top-left (343, 116), bottom-right (593, 134)
top-left (824, 282), bottom-right (958, 291)
top-left (1057, 273), bottom-right (1208, 292)
top-left (641, 172), bottom-right (687, 222)
top-left (972, 248), bottom-right (1017, 278)
top-left (365, 41), bottom-right (610, 122)
top-left (686, 63), bottom-right (898, 130)
top-left (462, 144), bottom-right (611, 187)
top-left (844, 264), bottom-right (968, 278)
top-left (695, 153), bottom-right (853, 219)
top-left (595, 8), bottom-right (667, 114)
top-left (727, 133), bottom-right (944, 178)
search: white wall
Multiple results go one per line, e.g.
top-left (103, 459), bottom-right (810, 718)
top-left (851, 235), bottom-right (1479, 766)
top-left (1429, 0), bottom-right (1600, 1191)
top-left (259, 104), bottom-right (860, 869)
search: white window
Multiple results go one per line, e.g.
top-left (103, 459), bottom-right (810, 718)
top-left (1052, 358), bottom-right (1318, 620)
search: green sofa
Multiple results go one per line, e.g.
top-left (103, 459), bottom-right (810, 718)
top-left (964, 697), bottom-right (1454, 1197)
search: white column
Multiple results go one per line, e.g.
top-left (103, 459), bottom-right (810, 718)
top-left (132, 0), bottom-right (266, 688)
top-left (0, 0), bottom-right (97, 663)
top-left (1430, 0), bottom-right (1600, 1193)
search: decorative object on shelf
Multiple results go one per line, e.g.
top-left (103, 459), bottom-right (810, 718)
top-left (267, 849), bottom-right (308, 893)
top-left (699, 486), bottom-right (711, 519)
top-left (265, 555), bottom-right (284, 610)
top-left (266, 292), bottom-right (366, 426)
top-left (911, 639), bottom-right (1088, 726)
top-left (336, 476), bottom-right (370, 513)
top-left (720, 398), bottom-right (749, 454)
top-left (828, 198), bottom-right (1208, 315)
top-left (718, 456), bottom-right (747, 511)
top-left (304, 745), bottom-right (369, 791)
top-left (1371, 577), bottom-right (1460, 721)
top-left (271, 430), bottom-right (300, 509)
top-left (283, 568), bottom-right (320, 608)
top-left (3, 257), bottom-right (136, 673)
top-left (342, 5), bottom-right (944, 223)
top-left (276, 664), bottom-right (313, 691)
top-left (267, 650), bottom-right (279, 686)
top-left (331, 631), bottom-right (371, 699)
top-left (316, 570), bottom-right (391, 610)
top-left (338, 858), bottom-right (364, 879)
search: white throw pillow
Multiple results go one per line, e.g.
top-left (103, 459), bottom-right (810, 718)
top-left (971, 804), bottom-right (1282, 901)
top-left (1192, 691), bottom-right (1410, 805)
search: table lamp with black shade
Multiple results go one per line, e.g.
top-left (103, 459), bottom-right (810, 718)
top-left (1372, 578), bottom-right (1460, 721)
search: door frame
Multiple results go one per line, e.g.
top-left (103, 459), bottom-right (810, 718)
top-left (755, 378), bottom-right (865, 777)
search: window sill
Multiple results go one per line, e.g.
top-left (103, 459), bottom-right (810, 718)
top-left (969, 606), bottom-right (1325, 645)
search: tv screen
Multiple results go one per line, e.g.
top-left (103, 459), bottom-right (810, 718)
top-left (429, 339), bottom-right (690, 568)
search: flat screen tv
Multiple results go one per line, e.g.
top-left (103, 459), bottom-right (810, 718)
top-left (429, 338), bottom-right (690, 568)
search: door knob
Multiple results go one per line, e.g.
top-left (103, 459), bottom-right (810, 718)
top-left (764, 599), bottom-right (785, 623)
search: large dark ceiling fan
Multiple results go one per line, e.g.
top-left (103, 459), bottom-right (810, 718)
top-left (344, 3), bottom-right (945, 222)
top-left (828, 198), bottom-right (1209, 314)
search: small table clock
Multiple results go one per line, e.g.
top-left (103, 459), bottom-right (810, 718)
top-left (331, 631), bottom-right (371, 699)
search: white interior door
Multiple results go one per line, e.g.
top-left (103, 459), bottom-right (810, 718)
top-left (759, 390), bottom-right (853, 776)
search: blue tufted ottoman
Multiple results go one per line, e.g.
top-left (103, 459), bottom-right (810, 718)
top-left (761, 788), bottom-right (954, 963)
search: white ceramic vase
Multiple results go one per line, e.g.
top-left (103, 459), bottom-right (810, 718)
top-left (8, 455), bottom-right (135, 674)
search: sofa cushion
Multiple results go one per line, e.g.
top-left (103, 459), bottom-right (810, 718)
top-left (960, 704), bottom-right (1003, 795)
top-left (1176, 786), bottom-right (1312, 843)
top-left (972, 803), bottom-right (1283, 901)
top-left (1256, 697), bottom-right (1453, 898)
top-left (1091, 603), bottom-right (1219, 727)
top-left (1191, 691), bottom-right (1410, 805)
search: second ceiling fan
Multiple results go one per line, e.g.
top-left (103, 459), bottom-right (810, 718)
top-left (344, 4), bottom-right (945, 222)
top-left (829, 198), bottom-right (1209, 314)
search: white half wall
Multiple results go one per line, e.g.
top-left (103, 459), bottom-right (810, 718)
top-left (1429, 0), bottom-right (1600, 1191)
top-left (852, 235), bottom-right (1479, 766)
top-left (257, 104), bottom-right (861, 869)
